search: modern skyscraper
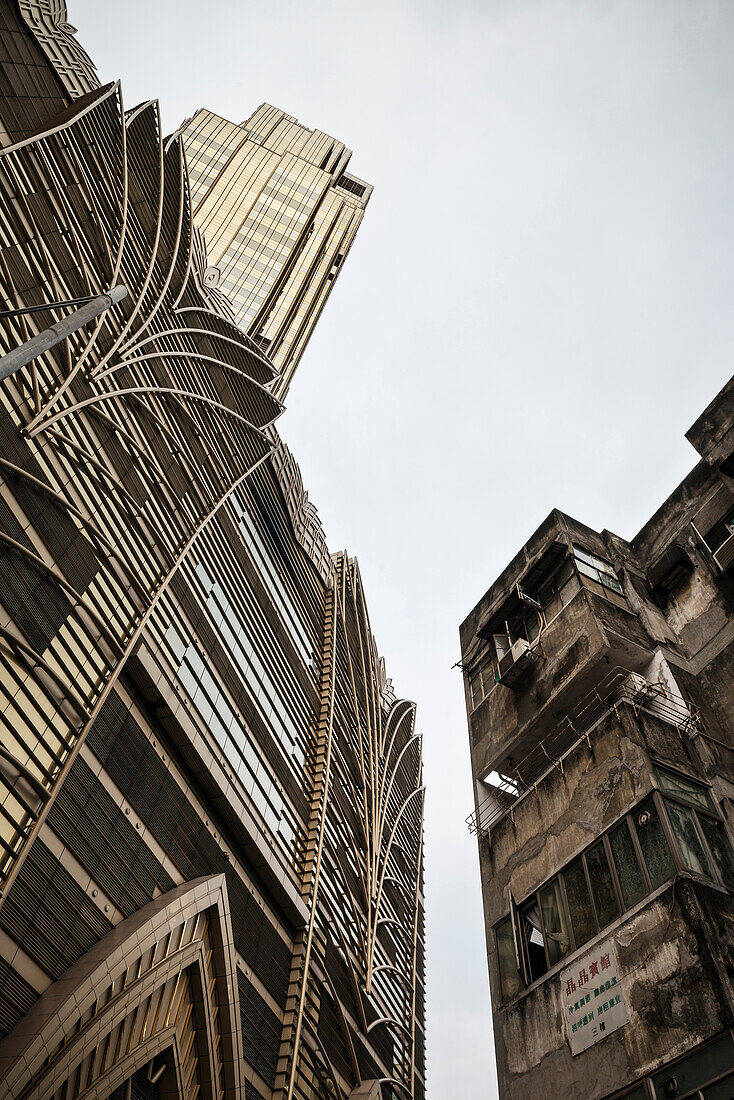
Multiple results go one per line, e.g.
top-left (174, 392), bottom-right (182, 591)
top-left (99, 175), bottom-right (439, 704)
top-left (0, 5), bottom-right (425, 1100)
top-left (180, 106), bottom-right (372, 399)
top-left (459, 375), bottom-right (734, 1097)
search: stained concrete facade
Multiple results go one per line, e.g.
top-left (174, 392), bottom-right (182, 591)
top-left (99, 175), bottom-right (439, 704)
top-left (460, 374), bottom-right (734, 1099)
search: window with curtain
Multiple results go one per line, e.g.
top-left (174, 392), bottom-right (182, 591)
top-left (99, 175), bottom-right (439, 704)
top-left (495, 778), bottom-right (734, 1002)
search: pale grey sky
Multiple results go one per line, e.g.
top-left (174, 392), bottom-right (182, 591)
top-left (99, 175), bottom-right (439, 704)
top-left (72, 1), bottom-right (734, 1095)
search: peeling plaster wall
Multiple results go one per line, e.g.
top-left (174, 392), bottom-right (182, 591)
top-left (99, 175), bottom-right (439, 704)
top-left (493, 881), bottom-right (734, 1100)
top-left (479, 707), bottom-right (734, 1098)
top-left (482, 709), bottom-right (649, 927)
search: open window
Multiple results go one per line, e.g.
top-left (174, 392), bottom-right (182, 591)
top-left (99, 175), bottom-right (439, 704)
top-left (496, 907), bottom-right (524, 1000)
top-left (475, 546), bottom-right (581, 697)
top-left (572, 544), bottom-right (624, 595)
top-left (493, 782), bottom-right (734, 1003)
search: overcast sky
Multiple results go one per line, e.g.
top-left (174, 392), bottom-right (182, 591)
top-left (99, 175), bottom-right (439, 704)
top-left (71, 1), bottom-right (734, 1094)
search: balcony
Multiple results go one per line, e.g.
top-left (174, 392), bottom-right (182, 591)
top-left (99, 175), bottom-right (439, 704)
top-left (467, 668), bottom-right (702, 839)
top-left (468, 584), bottom-right (654, 779)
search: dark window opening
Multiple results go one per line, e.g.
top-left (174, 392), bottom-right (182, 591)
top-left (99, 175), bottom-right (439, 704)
top-left (335, 174), bottom-right (366, 198)
top-left (469, 553), bottom-right (579, 709)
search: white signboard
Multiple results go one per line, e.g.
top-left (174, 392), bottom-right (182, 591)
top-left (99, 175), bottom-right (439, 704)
top-left (561, 938), bottom-right (628, 1055)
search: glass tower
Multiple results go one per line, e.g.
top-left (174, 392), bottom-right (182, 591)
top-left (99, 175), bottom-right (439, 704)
top-left (180, 105), bottom-right (372, 398)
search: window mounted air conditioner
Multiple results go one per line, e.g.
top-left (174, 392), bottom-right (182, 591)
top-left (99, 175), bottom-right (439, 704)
top-left (714, 529), bottom-right (734, 572)
top-left (615, 671), bottom-right (648, 707)
top-left (497, 637), bottom-right (536, 688)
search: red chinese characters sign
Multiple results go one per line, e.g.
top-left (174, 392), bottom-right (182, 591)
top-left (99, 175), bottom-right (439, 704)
top-left (561, 938), bottom-right (628, 1055)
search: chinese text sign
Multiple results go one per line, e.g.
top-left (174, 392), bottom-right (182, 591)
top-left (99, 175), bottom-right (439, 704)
top-left (561, 938), bottom-right (628, 1055)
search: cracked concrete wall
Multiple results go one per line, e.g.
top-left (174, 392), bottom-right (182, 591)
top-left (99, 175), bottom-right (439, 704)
top-left (492, 880), bottom-right (734, 1100)
top-left (478, 706), bottom-right (734, 1098)
top-left (468, 587), bottom-right (609, 775)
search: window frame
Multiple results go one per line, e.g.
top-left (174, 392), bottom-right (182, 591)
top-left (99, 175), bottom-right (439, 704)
top-left (652, 762), bottom-right (734, 890)
top-left (467, 653), bottom-right (497, 710)
top-left (496, 770), bottom-right (734, 1004)
top-left (467, 555), bottom-right (581, 712)
top-left (572, 543), bottom-right (625, 595)
top-left (517, 882), bottom-right (572, 983)
top-left (498, 780), bottom-right (734, 1002)
top-left (495, 787), bottom-right (717, 1002)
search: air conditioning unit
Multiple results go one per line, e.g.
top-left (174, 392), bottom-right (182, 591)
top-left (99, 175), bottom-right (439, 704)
top-left (498, 638), bottom-right (536, 688)
top-left (714, 530), bottom-right (734, 571)
top-left (617, 671), bottom-right (648, 706)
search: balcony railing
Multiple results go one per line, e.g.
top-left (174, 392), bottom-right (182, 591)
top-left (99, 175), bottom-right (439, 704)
top-left (467, 667), bottom-right (702, 839)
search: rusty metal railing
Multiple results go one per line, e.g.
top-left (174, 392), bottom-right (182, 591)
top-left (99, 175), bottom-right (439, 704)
top-left (467, 668), bottom-right (702, 838)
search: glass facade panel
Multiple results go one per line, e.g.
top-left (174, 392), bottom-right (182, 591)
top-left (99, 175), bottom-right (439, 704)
top-left (610, 820), bottom-right (647, 909)
top-left (586, 841), bottom-right (620, 928)
top-left (563, 858), bottom-right (596, 949)
top-left (539, 880), bottom-right (572, 967)
top-left (699, 816), bottom-right (734, 888)
top-left (633, 798), bottom-right (676, 890)
top-left (181, 106), bottom-right (371, 398)
top-left (666, 800), bottom-right (713, 878)
top-left (496, 918), bottom-right (522, 1002)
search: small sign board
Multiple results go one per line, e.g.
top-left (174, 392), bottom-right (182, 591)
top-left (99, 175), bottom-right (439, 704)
top-left (561, 938), bottom-right (628, 1055)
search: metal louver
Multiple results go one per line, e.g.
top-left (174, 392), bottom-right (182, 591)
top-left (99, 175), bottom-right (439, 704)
top-left (714, 530), bottom-right (734, 571)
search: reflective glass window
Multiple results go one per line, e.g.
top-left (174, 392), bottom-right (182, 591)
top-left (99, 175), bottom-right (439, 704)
top-left (539, 880), bottom-right (572, 967)
top-left (666, 800), bottom-right (713, 878)
top-left (572, 544), bottom-right (624, 594)
top-left (655, 765), bottom-right (713, 811)
top-left (699, 816), bottom-right (734, 889)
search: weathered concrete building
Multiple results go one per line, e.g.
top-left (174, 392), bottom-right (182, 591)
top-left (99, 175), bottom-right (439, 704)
top-left (460, 374), bottom-right (734, 1099)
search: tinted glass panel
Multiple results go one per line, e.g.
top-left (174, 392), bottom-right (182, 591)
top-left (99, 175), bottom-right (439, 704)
top-left (699, 815), bottom-right (734, 889)
top-left (563, 858), bottom-right (596, 949)
top-left (666, 800), bottom-right (713, 878)
top-left (496, 918), bottom-right (522, 1002)
top-left (601, 573), bottom-right (624, 593)
top-left (576, 559), bottom-right (601, 582)
top-left (586, 841), bottom-right (620, 928)
top-left (610, 821), bottom-right (646, 909)
top-left (633, 799), bottom-right (675, 890)
top-left (656, 765), bottom-right (712, 810)
top-left (539, 880), bottom-right (571, 967)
